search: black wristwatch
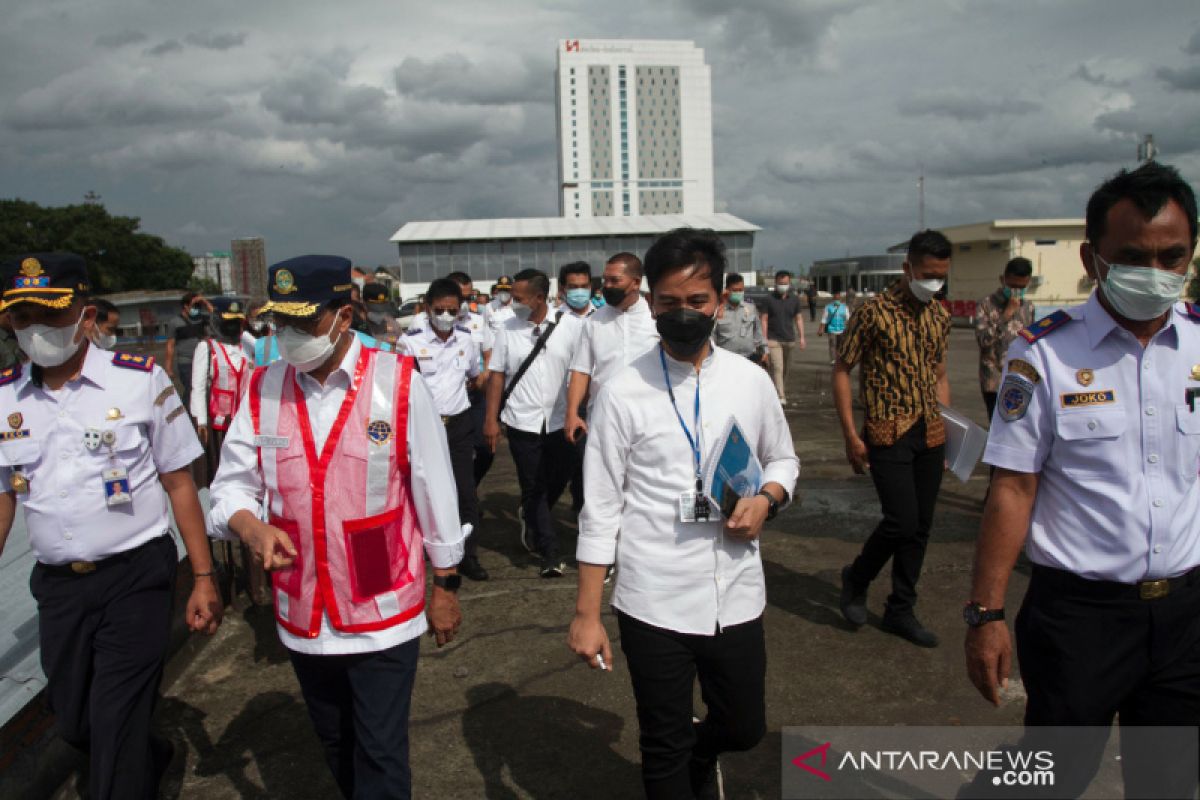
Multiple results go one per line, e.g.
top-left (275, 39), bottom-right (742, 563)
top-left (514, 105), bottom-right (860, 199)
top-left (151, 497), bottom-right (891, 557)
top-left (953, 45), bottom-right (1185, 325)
top-left (963, 602), bottom-right (1005, 627)
top-left (433, 574), bottom-right (462, 592)
top-left (756, 489), bottom-right (780, 521)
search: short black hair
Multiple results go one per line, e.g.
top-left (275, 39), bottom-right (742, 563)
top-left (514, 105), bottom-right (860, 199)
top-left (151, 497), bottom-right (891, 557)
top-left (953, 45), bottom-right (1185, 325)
top-left (1086, 161), bottom-right (1198, 246)
top-left (1004, 257), bottom-right (1034, 278)
top-left (774, 269), bottom-right (792, 281)
top-left (906, 229), bottom-right (952, 263)
top-left (607, 252), bottom-right (643, 280)
top-left (426, 278), bottom-right (462, 305)
top-left (92, 298), bottom-right (119, 319)
top-left (181, 291), bottom-right (199, 307)
top-left (725, 273), bottom-right (745, 289)
top-left (644, 228), bottom-right (726, 294)
top-left (513, 268), bottom-right (550, 298)
top-left (558, 261), bottom-right (591, 287)
top-left (446, 271), bottom-right (472, 287)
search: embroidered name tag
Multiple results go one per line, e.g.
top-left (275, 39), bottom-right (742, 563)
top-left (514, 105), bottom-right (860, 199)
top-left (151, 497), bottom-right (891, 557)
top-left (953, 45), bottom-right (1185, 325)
top-left (0, 429), bottom-right (30, 441)
top-left (254, 435), bottom-right (290, 449)
top-left (1061, 390), bottom-right (1115, 408)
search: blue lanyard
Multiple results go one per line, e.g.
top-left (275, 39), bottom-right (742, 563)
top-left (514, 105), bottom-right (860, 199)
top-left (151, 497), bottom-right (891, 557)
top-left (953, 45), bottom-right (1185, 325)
top-left (659, 346), bottom-right (703, 492)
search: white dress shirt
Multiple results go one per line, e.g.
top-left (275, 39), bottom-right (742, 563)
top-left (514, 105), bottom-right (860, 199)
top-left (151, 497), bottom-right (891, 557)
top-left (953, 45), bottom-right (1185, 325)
top-left (189, 338), bottom-right (249, 426)
top-left (488, 311), bottom-right (583, 434)
top-left (409, 310), bottom-right (494, 353)
top-left (396, 325), bottom-right (480, 416)
top-left (0, 344), bottom-right (202, 564)
top-left (984, 294), bottom-right (1200, 582)
top-left (570, 297), bottom-right (659, 401)
top-left (208, 335), bottom-right (467, 654)
top-left (483, 299), bottom-right (515, 331)
top-left (577, 345), bottom-right (800, 635)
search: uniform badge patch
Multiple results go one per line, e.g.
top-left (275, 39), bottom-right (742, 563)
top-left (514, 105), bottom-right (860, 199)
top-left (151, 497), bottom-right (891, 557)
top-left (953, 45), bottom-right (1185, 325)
top-left (1007, 359), bottom-right (1041, 385)
top-left (1061, 390), bottom-right (1116, 408)
top-left (999, 375), bottom-right (1034, 422)
top-left (1076, 369), bottom-right (1094, 387)
top-left (274, 269), bottom-right (297, 295)
top-left (7, 412), bottom-right (22, 430)
top-left (0, 365), bottom-right (23, 387)
top-left (112, 352), bottom-right (154, 372)
top-left (367, 419), bottom-right (393, 446)
top-left (1191, 364), bottom-right (1200, 381)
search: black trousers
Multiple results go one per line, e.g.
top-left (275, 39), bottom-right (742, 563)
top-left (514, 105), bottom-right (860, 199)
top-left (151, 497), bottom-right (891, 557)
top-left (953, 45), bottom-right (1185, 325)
top-left (982, 390), bottom-right (998, 422)
top-left (847, 420), bottom-right (945, 615)
top-left (617, 610), bottom-right (767, 800)
top-left (469, 388), bottom-right (494, 486)
top-left (289, 637), bottom-right (420, 800)
top-left (1012, 565), bottom-right (1200, 798)
top-left (444, 409), bottom-right (481, 557)
top-left (31, 534), bottom-right (177, 800)
top-left (506, 426), bottom-right (571, 561)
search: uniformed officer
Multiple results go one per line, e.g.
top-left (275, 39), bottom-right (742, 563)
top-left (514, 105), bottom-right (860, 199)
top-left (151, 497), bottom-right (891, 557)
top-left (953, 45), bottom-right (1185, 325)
top-left (0, 253), bottom-right (221, 800)
top-left (208, 255), bottom-right (466, 800)
top-left (398, 278), bottom-right (487, 581)
top-left (483, 274), bottom-right (516, 331)
top-left (965, 161), bottom-right (1200, 798)
top-left (362, 282), bottom-right (402, 347)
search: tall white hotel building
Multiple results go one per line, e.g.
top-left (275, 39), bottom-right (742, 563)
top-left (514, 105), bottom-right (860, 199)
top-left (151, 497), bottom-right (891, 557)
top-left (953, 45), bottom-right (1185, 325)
top-left (555, 39), bottom-right (715, 218)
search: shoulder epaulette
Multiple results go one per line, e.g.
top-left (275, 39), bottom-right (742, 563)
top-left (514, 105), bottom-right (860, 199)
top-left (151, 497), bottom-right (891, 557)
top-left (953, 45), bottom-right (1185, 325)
top-left (0, 364), bottom-right (21, 387)
top-left (405, 328), bottom-right (422, 336)
top-left (454, 324), bottom-right (471, 334)
top-left (1185, 302), bottom-right (1200, 322)
top-left (1018, 310), bottom-right (1071, 343)
top-left (112, 351), bottom-right (155, 372)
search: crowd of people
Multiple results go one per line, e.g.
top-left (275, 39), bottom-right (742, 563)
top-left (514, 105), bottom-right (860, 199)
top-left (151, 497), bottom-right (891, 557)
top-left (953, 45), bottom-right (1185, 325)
top-left (0, 159), bottom-right (1197, 799)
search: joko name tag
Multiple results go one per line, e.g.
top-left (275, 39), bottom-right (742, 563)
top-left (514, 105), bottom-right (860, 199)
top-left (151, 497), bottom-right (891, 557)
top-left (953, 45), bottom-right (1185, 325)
top-left (254, 435), bottom-right (290, 449)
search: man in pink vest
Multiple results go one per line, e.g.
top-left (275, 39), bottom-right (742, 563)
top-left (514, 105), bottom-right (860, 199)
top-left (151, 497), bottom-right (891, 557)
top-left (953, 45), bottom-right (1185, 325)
top-left (208, 255), bottom-right (467, 799)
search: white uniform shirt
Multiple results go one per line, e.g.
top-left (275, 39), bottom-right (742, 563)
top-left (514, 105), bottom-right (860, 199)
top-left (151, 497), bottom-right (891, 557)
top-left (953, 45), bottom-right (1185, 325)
top-left (483, 299), bottom-right (515, 331)
top-left (207, 335), bottom-right (467, 655)
top-left (409, 310), bottom-right (494, 354)
top-left (984, 294), bottom-right (1200, 582)
top-left (570, 297), bottom-right (659, 401)
top-left (489, 311), bottom-right (583, 434)
top-left (396, 325), bottom-right (480, 417)
top-left (0, 344), bottom-right (202, 564)
top-left (577, 345), bottom-right (800, 635)
top-left (189, 339), bottom-right (249, 426)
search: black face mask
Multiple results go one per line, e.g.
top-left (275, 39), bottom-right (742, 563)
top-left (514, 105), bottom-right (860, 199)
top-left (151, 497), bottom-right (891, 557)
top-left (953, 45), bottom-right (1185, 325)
top-left (656, 308), bottom-right (715, 358)
top-left (602, 286), bottom-right (628, 307)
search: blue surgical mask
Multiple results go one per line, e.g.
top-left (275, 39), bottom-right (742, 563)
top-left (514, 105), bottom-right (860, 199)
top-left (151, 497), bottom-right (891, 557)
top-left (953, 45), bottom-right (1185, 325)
top-left (565, 288), bottom-right (592, 310)
top-left (1001, 286), bottom-right (1024, 302)
top-left (592, 295), bottom-right (606, 308)
top-left (1095, 254), bottom-right (1185, 321)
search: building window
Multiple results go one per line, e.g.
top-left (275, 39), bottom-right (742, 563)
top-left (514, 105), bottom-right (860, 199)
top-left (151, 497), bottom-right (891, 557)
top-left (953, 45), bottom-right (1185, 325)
top-left (959, 244), bottom-right (972, 252)
top-left (1035, 239), bottom-right (1058, 245)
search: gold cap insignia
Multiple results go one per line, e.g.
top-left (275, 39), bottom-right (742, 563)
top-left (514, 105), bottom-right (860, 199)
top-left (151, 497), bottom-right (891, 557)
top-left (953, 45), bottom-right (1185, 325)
top-left (1076, 369), bottom-right (1094, 387)
top-left (106, 407), bottom-right (123, 420)
top-left (1191, 364), bottom-right (1200, 381)
top-left (19, 258), bottom-right (43, 278)
top-left (7, 412), bottom-right (22, 430)
top-left (274, 269), bottom-right (298, 295)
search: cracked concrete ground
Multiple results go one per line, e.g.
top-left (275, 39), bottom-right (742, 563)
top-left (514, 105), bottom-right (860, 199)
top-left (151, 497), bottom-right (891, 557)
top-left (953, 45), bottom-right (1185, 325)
top-left (58, 320), bottom-right (1043, 799)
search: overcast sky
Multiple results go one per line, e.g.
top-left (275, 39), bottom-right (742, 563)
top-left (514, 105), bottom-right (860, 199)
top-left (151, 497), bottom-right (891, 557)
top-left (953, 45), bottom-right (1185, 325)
top-left (2, 0), bottom-right (1198, 272)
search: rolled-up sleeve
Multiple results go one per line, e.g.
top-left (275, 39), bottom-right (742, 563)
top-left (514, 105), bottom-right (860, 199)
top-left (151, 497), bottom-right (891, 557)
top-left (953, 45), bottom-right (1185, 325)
top-left (406, 372), bottom-right (467, 568)
top-left (570, 319), bottom-right (596, 375)
top-left (576, 385), bottom-right (629, 565)
top-left (982, 340), bottom-right (1051, 474)
top-left (757, 374), bottom-right (800, 504)
top-left (488, 328), bottom-right (508, 374)
top-left (206, 394), bottom-right (264, 540)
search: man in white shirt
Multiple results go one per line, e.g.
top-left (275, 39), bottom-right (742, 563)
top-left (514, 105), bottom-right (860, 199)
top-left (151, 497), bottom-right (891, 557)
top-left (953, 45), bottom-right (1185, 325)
top-left (208, 255), bottom-right (466, 800)
top-left (568, 228), bottom-right (799, 799)
top-left (556, 261), bottom-right (596, 320)
top-left (482, 274), bottom-right (515, 332)
top-left (483, 269), bottom-right (583, 577)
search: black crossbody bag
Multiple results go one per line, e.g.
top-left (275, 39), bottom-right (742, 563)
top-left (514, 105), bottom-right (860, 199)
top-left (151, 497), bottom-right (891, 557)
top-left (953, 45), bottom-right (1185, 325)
top-left (498, 311), bottom-right (564, 415)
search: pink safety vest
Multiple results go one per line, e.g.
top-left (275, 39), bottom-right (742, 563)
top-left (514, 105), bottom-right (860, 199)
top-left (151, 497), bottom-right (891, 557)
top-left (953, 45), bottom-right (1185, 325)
top-left (207, 339), bottom-right (248, 432)
top-left (248, 347), bottom-right (424, 637)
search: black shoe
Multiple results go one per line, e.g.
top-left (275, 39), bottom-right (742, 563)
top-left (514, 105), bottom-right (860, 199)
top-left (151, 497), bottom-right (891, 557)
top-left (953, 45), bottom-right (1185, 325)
top-left (881, 611), bottom-right (939, 648)
top-left (540, 559), bottom-right (565, 578)
top-left (839, 565), bottom-right (868, 627)
top-left (690, 755), bottom-right (725, 800)
top-left (151, 735), bottom-right (176, 790)
top-left (459, 556), bottom-right (489, 582)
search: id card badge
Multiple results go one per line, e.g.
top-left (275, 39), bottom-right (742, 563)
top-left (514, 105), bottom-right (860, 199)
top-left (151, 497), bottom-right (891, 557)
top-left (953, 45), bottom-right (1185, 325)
top-left (103, 466), bottom-right (132, 507)
top-left (678, 491), bottom-right (713, 523)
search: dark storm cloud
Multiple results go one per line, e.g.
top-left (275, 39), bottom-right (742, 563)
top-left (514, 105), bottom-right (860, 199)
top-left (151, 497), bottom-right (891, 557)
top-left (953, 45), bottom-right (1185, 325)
top-left (681, 0), bottom-right (860, 56)
top-left (1157, 63), bottom-right (1200, 91)
top-left (184, 31), bottom-right (247, 51)
top-left (144, 39), bottom-right (183, 57)
top-left (1074, 62), bottom-right (1130, 88)
top-left (898, 91), bottom-right (1041, 122)
top-left (1183, 29), bottom-right (1200, 56)
top-left (393, 54), bottom-right (552, 106)
top-left (95, 30), bottom-right (148, 49)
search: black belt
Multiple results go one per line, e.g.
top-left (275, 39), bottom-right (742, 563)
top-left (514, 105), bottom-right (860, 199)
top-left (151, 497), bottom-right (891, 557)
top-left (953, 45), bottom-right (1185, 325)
top-left (441, 409), bottom-right (471, 426)
top-left (1031, 564), bottom-right (1200, 601)
top-left (37, 534), bottom-right (170, 577)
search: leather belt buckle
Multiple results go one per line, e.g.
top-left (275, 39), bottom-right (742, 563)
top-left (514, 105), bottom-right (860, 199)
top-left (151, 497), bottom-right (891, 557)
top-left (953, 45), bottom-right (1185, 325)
top-left (1138, 578), bottom-right (1169, 600)
top-left (70, 561), bottom-right (97, 575)
top-left (441, 415), bottom-right (449, 426)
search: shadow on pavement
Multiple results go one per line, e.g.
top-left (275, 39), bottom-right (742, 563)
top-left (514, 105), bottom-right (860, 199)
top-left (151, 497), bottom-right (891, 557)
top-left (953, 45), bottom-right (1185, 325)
top-left (763, 559), bottom-right (861, 633)
top-left (462, 682), bottom-right (639, 800)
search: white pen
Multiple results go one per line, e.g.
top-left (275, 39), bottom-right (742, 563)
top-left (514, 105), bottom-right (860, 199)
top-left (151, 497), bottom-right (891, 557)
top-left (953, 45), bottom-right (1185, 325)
top-left (594, 653), bottom-right (608, 671)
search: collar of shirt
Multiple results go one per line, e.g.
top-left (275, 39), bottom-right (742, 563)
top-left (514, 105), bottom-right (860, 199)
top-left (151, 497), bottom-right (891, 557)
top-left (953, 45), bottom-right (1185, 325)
top-left (415, 325), bottom-right (463, 348)
top-left (294, 333), bottom-right (362, 394)
top-left (1081, 291), bottom-right (1180, 351)
top-left (19, 341), bottom-right (108, 395)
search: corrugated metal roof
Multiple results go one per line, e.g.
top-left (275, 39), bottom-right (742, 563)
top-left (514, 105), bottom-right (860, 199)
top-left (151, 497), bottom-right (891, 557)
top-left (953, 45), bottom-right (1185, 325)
top-left (389, 213), bottom-right (760, 243)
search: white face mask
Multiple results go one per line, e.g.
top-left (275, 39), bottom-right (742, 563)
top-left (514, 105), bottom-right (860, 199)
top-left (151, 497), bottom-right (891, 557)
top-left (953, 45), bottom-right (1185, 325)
top-left (1094, 254), bottom-right (1185, 321)
top-left (431, 311), bottom-right (457, 333)
top-left (95, 332), bottom-right (117, 350)
top-left (276, 314), bottom-right (341, 372)
top-left (511, 301), bottom-right (533, 322)
top-left (18, 314), bottom-right (85, 367)
top-left (775, 283), bottom-right (790, 294)
top-left (496, 291), bottom-right (512, 305)
top-left (907, 272), bottom-right (945, 304)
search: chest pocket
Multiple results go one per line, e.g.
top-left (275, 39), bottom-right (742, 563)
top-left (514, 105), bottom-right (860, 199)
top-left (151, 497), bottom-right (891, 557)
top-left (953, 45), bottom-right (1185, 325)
top-left (1175, 404), bottom-right (1200, 480)
top-left (88, 423), bottom-right (146, 464)
top-left (0, 438), bottom-right (42, 470)
top-left (1054, 408), bottom-right (1127, 477)
top-left (415, 356), bottom-right (437, 375)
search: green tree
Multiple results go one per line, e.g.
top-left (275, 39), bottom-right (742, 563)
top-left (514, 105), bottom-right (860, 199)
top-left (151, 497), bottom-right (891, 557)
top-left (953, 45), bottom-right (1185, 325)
top-left (0, 199), bottom-right (194, 293)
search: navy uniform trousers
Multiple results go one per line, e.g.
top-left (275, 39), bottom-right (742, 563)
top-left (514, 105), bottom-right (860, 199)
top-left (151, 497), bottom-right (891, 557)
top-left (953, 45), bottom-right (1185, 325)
top-left (31, 533), bottom-right (177, 800)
